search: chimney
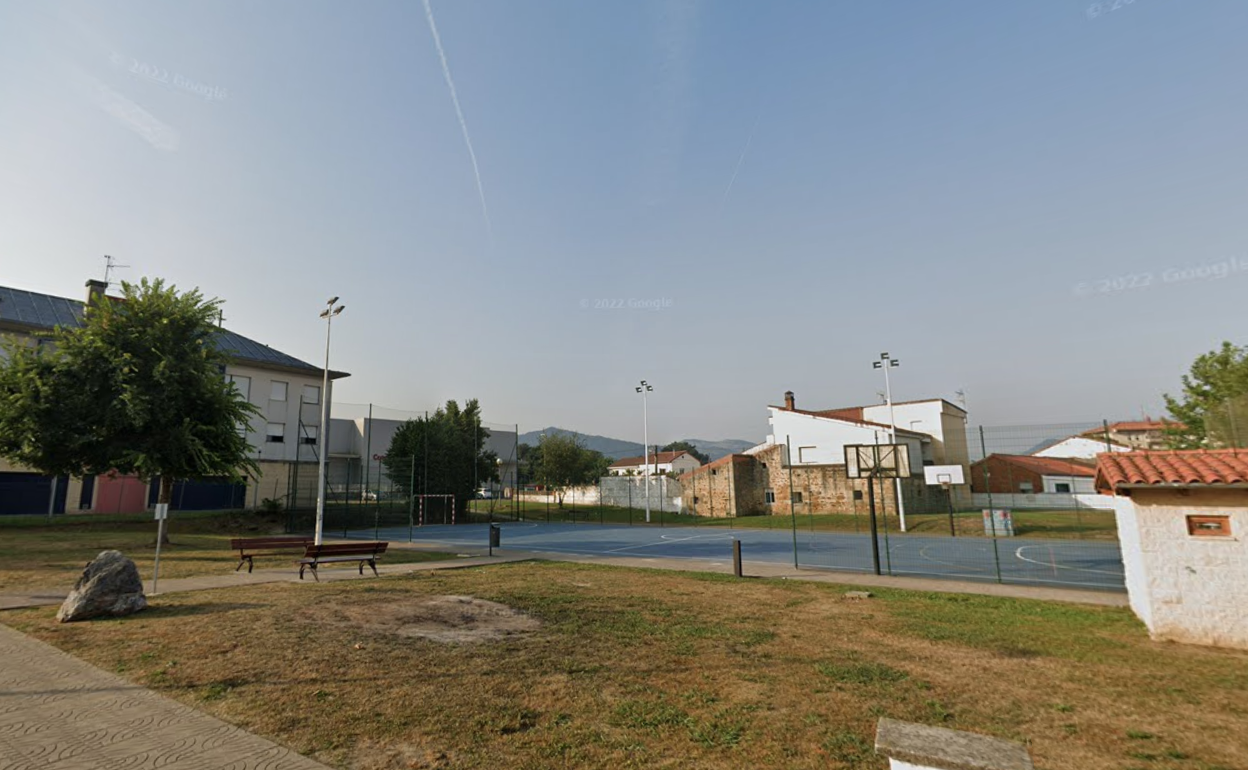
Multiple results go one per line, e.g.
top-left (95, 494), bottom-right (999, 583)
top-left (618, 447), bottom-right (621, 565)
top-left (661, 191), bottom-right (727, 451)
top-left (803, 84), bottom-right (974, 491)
top-left (784, 390), bottom-right (795, 410)
top-left (84, 280), bottom-right (108, 313)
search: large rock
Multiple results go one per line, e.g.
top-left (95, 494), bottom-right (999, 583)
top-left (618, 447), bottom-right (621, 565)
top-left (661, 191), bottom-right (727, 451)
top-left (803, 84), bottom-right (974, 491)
top-left (56, 550), bottom-right (147, 623)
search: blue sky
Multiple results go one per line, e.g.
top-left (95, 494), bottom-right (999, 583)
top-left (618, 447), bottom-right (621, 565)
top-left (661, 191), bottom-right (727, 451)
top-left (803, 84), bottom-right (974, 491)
top-left (2, 1), bottom-right (1246, 443)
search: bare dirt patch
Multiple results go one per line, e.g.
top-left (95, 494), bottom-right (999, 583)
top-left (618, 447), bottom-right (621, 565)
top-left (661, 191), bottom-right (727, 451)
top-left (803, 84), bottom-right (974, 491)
top-left (300, 594), bottom-right (540, 643)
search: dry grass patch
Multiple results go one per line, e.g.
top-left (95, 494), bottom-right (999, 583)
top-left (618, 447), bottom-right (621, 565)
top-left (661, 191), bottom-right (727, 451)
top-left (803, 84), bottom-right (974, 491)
top-left (4, 561), bottom-right (1247, 770)
top-left (297, 595), bottom-right (541, 644)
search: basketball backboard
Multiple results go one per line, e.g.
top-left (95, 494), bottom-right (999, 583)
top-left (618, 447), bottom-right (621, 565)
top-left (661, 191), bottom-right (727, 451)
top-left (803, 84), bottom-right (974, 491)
top-left (923, 465), bottom-right (966, 486)
top-left (845, 444), bottom-right (911, 479)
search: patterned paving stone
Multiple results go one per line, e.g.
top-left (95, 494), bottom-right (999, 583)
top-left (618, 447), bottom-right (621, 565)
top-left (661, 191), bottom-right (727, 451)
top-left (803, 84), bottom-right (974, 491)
top-left (0, 624), bottom-right (330, 770)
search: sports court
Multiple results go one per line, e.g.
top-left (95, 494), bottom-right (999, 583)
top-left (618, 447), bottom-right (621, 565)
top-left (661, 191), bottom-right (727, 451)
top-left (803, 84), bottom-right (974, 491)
top-left (343, 521), bottom-right (1126, 592)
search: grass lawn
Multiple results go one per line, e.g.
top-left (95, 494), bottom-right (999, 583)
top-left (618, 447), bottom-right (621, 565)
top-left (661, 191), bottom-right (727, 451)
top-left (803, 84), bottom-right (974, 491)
top-left (0, 510), bottom-right (456, 593)
top-left (459, 500), bottom-right (1118, 540)
top-left (5, 561), bottom-right (1245, 769)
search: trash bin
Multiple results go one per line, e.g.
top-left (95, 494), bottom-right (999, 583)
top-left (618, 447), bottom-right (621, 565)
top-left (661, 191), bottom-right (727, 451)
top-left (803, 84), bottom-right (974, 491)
top-left (489, 524), bottom-right (501, 548)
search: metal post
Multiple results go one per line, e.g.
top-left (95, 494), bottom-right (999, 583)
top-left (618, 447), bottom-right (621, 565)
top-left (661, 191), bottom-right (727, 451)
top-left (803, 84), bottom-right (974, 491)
top-left (787, 435), bottom-right (799, 569)
top-left (946, 483), bottom-right (956, 537)
top-left (643, 391), bottom-right (650, 523)
top-left (314, 302), bottom-right (342, 546)
top-left (732, 538), bottom-right (743, 578)
top-left (46, 475), bottom-right (58, 520)
top-left (867, 470), bottom-right (881, 575)
top-left (409, 455), bottom-right (415, 542)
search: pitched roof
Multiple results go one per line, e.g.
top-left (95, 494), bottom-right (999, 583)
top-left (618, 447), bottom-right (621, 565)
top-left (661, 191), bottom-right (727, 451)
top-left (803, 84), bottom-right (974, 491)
top-left (678, 453), bottom-right (753, 479)
top-left (1095, 450), bottom-right (1248, 492)
top-left (609, 450), bottom-right (690, 468)
top-left (0, 283), bottom-right (335, 377)
top-left (972, 454), bottom-right (1097, 477)
top-left (1101, 420), bottom-right (1180, 433)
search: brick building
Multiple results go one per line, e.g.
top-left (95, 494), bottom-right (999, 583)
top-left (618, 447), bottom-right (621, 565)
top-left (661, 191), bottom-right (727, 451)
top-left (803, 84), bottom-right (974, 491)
top-left (969, 454), bottom-right (1096, 495)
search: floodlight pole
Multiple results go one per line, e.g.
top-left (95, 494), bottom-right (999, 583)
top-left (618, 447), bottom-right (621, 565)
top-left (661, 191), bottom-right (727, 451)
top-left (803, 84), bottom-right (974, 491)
top-left (875, 353), bottom-right (907, 532)
top-left (314, 298), bottom-right (344, 546)
top-left (636, 381), bottom-right (653, 523)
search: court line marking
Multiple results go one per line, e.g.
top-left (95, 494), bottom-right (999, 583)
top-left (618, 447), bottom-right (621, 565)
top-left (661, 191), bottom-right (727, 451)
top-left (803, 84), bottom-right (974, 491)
top-left (1014, 546), bottom-right (1124, 577)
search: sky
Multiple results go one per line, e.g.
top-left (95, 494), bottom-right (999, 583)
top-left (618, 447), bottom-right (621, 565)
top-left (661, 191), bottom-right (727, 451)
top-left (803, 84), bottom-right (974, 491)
top-left (2, 1), bottom-right (1246, 445)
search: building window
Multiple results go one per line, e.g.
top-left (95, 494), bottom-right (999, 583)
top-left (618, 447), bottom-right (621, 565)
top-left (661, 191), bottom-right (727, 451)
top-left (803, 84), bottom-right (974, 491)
top-left (853, 490), bottom-right (863, 501)
top-left (1019, 481), bottom-right (1035, 494)
top-left (798, 446), bottom-right (816, 463)
top-left (302, 385), bottom-right (321, 405)
top-left (1186, 515), bottom-right (1232, 537)
top-left (693, 496), bottom-right (699, 504)
top-left (791, 491), bottom-right (803, 503)
top-left (302, 425), bottom-right (319, 446)
top-left (266, 423), bottom-right (285, 443)
top-left (1053, 482), bottom-right (1072, 493)
top-left (227, 374), bottom-right (251, 401)
top-left (765, 490), bottom-right (775, 504)
top-left (271, 381), bottom-right (288, 401)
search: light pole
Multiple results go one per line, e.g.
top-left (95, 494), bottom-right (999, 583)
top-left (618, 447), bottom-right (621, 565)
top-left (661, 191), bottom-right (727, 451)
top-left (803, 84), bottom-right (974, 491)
top-left (873, 353), bottom-right (907, 532)
top-left (314, 297), bottom-right (345, 546)
top-left (636, 380), bottom-right (653, 523)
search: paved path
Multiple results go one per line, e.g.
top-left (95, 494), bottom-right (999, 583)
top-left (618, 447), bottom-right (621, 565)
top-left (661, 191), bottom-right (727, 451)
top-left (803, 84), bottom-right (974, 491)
top-left (0, 622), bottom-right (331, 770)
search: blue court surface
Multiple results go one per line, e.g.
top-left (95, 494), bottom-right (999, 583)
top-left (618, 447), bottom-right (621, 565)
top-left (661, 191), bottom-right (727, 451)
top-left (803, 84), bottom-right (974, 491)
top-left (343, 521), bottom-right (1126, 592)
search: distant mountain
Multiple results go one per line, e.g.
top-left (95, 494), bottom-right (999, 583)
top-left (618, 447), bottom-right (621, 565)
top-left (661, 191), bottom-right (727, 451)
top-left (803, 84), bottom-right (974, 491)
top-left (518, 428), bottom-right (756, 462)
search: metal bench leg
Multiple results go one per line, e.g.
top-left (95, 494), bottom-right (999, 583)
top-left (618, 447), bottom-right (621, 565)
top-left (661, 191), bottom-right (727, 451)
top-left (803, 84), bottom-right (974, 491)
top-left (236, 558), bottom-right (246, 572)
top-left (299, 563), bottom-right (306, 580)
top-left (247, 557), bottom-right (254, 574)
top-left (310, 563), bottom-right (319, 582)
top-left (368, 558), bottom-right (379, 577)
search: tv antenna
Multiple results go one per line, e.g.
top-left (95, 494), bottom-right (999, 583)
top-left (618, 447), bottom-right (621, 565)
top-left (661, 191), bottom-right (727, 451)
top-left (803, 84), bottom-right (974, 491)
top-left (103, 255), bottom-right (129, 284)
top-left (955, 389), bottom-right (967, 409)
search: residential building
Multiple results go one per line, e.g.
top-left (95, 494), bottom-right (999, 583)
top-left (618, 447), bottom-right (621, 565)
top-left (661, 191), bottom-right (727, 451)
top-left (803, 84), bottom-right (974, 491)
top-left (608, 450), bottom-right (701, 477)
top-left (1096, 420), bottom-right (1179, 450)
top-left (969, 454), bottom-right (1097, 495)
top-left (1096, 450), bottom-right (1248, 649)
top-left (326, 415), bottom-right (517, 502)
top-left (0, 279), bottom-right (346, 514)
top-left (681, 391), bottom-right (968, 517)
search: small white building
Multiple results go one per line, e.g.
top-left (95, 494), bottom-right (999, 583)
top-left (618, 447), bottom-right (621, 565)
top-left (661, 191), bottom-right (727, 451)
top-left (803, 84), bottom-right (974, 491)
top-left (1096, 450), bottom-right (1248, 650)
top-left (609, 450), bottom-right (701, 477)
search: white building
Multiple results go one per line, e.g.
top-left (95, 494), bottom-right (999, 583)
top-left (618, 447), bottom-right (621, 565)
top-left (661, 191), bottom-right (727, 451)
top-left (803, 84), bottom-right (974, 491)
top-left (1097, 450), bottom-right (1248, 650)
top-left (609, 450), bottom-right (701, 476)
top-left (0, 279), bottom-right (346, 514)
top-left (1032, 435), bottom-right (1130, 460)
top-left (764, 392), bottom-right (970, 472)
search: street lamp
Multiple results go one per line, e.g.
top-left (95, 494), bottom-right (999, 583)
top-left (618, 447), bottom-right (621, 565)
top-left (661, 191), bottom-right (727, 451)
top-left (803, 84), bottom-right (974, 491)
top-left (872, 353), bottom-right (907, 532)
top-left (314, 297), bottom-right (345, 546)
top-left (635, 380), bottom-right (654, 523)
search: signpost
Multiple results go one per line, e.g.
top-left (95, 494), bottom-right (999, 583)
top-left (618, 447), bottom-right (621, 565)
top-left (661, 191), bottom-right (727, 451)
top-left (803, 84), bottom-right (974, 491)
top-left (151, 503), bottom-right (169, 594)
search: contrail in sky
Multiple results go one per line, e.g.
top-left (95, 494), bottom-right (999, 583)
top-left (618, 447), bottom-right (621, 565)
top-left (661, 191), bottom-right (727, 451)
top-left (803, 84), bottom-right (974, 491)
top-left (722, 112), bottom-right (761, 205)
top-left (422, 0), bottom-right (492, 239)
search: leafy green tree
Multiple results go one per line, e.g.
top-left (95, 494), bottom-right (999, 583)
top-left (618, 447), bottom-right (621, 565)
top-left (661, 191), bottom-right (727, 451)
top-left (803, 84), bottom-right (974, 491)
top-left (532, 433), bottom-right (609, 506)
top-left (662, 440), bottom-right (709, 465)
top-left (1163, 342), bottom-right (1248, 448)
top-left (0, 278), bottom-right (260, 529)
top-left (382, 399), bottom-right (497, 515)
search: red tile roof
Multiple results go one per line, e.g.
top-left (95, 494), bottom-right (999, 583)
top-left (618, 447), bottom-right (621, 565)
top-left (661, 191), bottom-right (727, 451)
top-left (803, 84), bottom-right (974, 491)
top-left (609, 451), bottom-right (690, 468)
top-left (1103, 420), bottom-right (1181, 433)
top-left (771, 406), bottom-right (928, 437)
top-left (971, 454), bottom-right (1097, 477)
top-left (1095, 450), bottom-right (1248, 492)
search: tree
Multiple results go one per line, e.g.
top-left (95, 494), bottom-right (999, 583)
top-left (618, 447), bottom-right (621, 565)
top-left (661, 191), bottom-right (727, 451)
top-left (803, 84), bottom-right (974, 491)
top-left (1163, 341), bottom-right (1248, 448)
top-left (0, 278), bottom-right (260, 532)
top-left (532, 433), bottom-right (609, 506)
top-left (382, 399), bottom-right (497, 516)
top-left (662, 440), bottom-right (709, 465)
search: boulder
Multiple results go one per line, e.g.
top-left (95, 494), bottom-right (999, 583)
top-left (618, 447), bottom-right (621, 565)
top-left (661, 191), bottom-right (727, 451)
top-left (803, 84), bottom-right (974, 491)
top-left (56, 550), bottom-right (147, 623)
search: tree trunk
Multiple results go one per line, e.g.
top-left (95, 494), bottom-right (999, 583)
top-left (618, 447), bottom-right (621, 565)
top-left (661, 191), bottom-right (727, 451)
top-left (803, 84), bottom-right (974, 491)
top-left (158, 475), bottom-right (174, 545)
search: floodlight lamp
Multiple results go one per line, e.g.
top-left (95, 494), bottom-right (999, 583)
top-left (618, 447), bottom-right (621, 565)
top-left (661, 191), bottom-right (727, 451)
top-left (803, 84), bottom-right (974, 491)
top-left (881, 352), bottom-right (889, 359)
top-left (873, 361), bottom-right (881, 369)
top-left (333, 305), bottom-right (345, 315)
top-left (636, 387), bottom-right (642, 393)
top-left (891, 359), bottom-right (900, 367)
top-left (319, 309), bottom-right (330, 318)
top-left (327, 296), bottom-right (339, 305)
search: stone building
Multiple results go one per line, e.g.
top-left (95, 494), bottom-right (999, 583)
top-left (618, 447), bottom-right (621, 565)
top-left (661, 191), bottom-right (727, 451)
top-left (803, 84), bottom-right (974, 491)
top-left (680, 391), bottom-right (967, 517)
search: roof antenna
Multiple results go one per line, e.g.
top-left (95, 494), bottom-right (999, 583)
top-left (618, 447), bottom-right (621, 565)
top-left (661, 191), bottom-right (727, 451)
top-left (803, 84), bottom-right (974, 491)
top-left (103, 255), bottom-right (129, 286)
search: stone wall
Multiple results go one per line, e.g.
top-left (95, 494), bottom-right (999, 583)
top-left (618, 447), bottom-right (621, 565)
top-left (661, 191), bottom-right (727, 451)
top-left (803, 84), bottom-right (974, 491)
top-left (1118, 488), bottom-right (1248, 649)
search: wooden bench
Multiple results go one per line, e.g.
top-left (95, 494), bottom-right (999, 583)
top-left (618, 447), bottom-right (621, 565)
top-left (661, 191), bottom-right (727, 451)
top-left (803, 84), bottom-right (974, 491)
top-left (230, 537), bottom-right (312, 573)
top-left (298, 542), bottom-right (389, 581)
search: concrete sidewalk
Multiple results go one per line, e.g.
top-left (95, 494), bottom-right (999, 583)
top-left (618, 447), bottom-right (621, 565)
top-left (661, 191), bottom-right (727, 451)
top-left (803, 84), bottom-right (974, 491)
top-left (0, 621), bottom-right (331, 769)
